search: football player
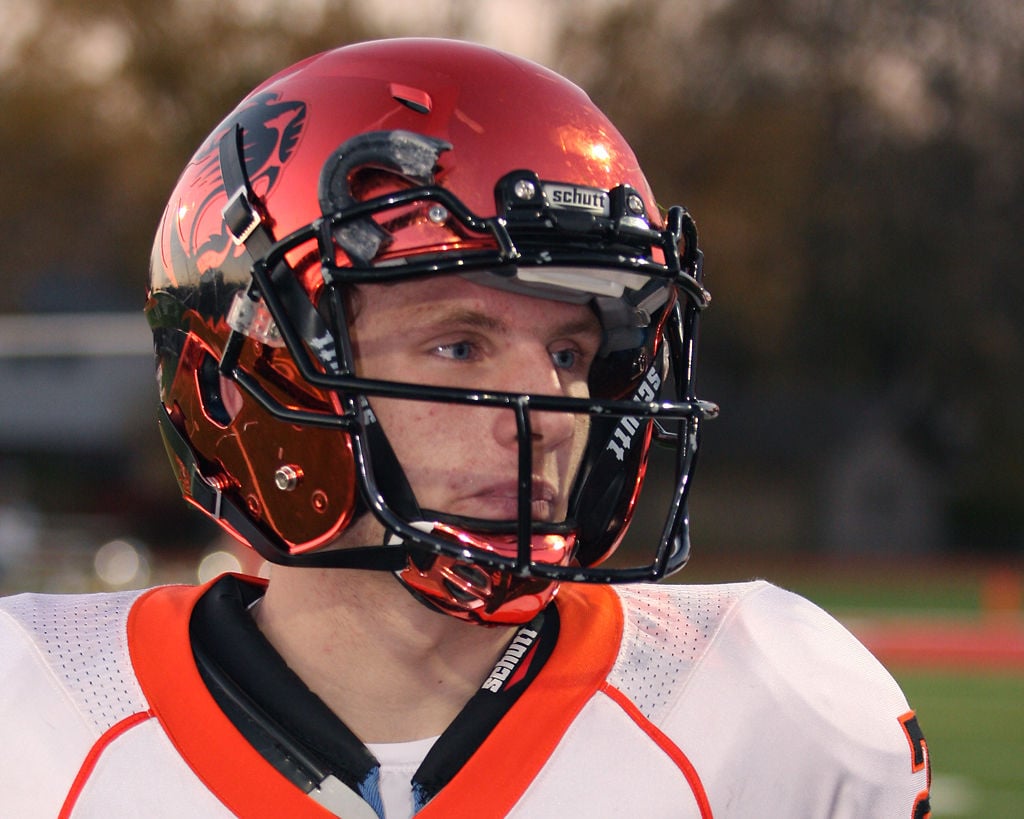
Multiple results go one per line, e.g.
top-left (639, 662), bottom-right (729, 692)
top-left (0, 39), bottom-right (930, 817)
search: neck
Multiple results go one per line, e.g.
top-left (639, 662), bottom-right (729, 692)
top-left (253, 564), bottom-right (516, 744)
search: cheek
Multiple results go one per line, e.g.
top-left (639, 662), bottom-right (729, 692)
top-left (372, 397), bottom-right (440, 462)
top-left (370, 398), bottom-right (471, 498)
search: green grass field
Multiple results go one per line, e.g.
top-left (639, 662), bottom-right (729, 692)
top-left (896, 670), bottom-right (1023, 818)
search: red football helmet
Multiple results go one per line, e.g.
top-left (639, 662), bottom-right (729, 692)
top-left (146, 38), bottom-right (715, 624)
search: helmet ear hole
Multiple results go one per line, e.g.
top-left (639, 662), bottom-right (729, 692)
top-left (196, 353), bottom-right (235, 428)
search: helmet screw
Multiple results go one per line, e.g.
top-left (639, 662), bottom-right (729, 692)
top-left (274, 465), bottom-right (303, 492)
top-left (513, 178), bottom-right (536, 200)
top-left (626, 193), bottom-right (645, 214)
top-left (311, 490), bottom-right (329, 513)
top-left (426, 204), bottom-right (448, 224)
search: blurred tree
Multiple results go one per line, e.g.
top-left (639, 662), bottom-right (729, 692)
top-left (0, 0), bottom-right (382, 312)
top-left (556, 0), bottom-right (1024, 553)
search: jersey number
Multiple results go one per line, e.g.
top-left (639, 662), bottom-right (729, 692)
top-left (899, 712), bottom-right (931, 819)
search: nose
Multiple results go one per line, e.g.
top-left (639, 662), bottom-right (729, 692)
top-left (494, 404), bottom-right (579, 457)
top-left (489, 348), bottom-right (580, 454)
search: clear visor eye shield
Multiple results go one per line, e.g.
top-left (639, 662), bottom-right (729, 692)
top-left (206, 125), bottom-right (718, 582)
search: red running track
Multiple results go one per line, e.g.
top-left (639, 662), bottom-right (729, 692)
top-left (850, 616), bottom-right (1024, 672)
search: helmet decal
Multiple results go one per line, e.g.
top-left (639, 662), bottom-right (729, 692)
top-left (182, 93), bottom-right (308, 280)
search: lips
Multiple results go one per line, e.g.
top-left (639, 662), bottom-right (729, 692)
top-left (459, 479), bottom-right (561, 522)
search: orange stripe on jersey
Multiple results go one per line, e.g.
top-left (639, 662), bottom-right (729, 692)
top-left (600, 682), bottom-right (713, 819)
top-left (418, 584), bottom-right (624, 817)
top-left (59, 710), bottom-right (154, 818)
top-left (128, 578), bottom-right (334, 818)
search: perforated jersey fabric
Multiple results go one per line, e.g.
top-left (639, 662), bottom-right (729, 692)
top-left (0, 587), bottom-right (238, 818)
top-left (0, 578), bottom-right (930, 818)
top-left (1, 589), bottom-right (148, 729)
top-left (607, 581), bottom-right (739, 722)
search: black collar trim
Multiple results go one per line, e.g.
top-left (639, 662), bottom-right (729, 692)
top-left (189, 574), bottom-right (560, 810)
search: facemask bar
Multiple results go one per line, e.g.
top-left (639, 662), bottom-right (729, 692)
top-left (208, 124), bottom-right (717, 580)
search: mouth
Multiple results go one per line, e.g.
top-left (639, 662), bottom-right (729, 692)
top-left (460, 479), bottom-right (562, 522)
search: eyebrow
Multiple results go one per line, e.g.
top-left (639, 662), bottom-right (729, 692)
top-left (420, 307), bottom-right (602, 340)
top-left (428, 308), bottom-right (506, 332)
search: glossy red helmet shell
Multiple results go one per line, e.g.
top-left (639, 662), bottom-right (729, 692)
top-left (147, 38), bottom-right (712, 623)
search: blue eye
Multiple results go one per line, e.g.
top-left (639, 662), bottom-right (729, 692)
top-left (436, 341), bottom-right (474, 360)
top-left (551, 348), bottom-right (578, 369)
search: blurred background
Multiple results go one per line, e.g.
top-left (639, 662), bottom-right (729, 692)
top-left (2, 0), bottom-right (1020, 586)
top-left (0, 1), bottom-right (1021, 812)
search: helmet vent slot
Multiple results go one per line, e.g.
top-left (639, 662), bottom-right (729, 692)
top-left (389, 83), bottom-right (432, 114)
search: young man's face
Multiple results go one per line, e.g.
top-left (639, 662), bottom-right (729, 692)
top-left (348, 276), bottom-right (602, 527)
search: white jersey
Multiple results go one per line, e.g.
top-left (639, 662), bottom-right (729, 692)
top-left (0, 577), bottom-right (930, 817)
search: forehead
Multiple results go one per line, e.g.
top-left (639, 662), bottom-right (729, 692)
top-left (351, 275), bottom-right (602, 334)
